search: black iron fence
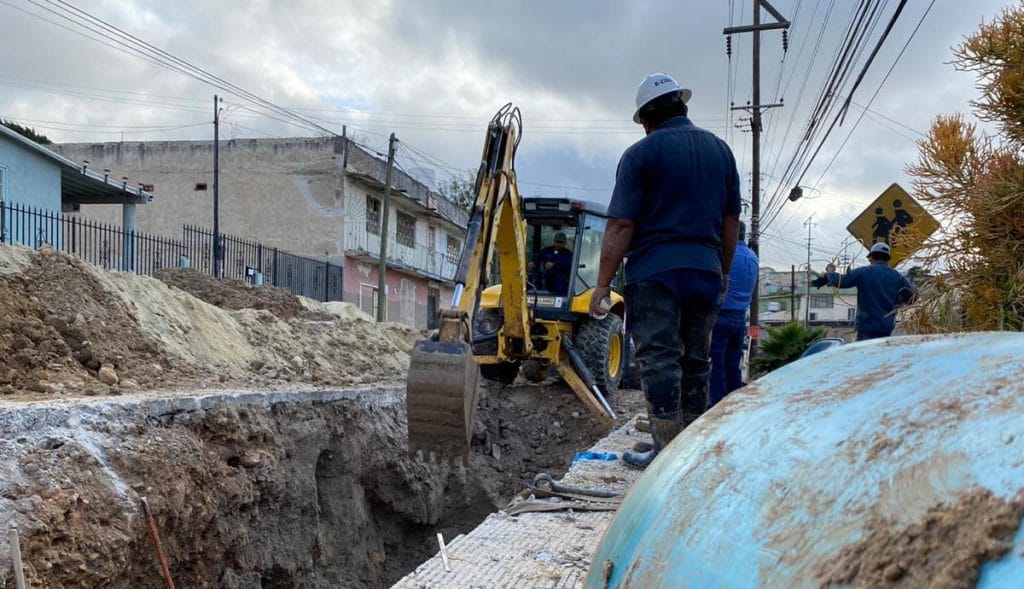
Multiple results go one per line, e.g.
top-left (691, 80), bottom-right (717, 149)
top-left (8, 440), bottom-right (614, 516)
top-left (183, 225), bottom-right (343, 301)
top-left (0, 200), bottom-right (343, 302)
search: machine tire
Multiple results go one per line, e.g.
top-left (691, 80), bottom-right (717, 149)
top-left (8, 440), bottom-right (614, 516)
top-left (480, 362), bottom-right (520, 385)
top-left (577, 314), bottom-right (625, 394)
top-left (521, 359), bottom-right (550, 383)
top-left (619, 335), bottom-right (641, 390)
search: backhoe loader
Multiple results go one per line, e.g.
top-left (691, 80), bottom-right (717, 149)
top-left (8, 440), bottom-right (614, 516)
top-left (406, 104), bottom-right (627, 460)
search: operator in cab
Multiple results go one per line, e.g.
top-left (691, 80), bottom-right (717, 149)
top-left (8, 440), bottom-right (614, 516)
top-left (530, 232), bottom-right (573, 294)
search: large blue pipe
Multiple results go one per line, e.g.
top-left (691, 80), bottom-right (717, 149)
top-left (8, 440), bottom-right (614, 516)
top-left (586, 333), bottom-right (1024, 588)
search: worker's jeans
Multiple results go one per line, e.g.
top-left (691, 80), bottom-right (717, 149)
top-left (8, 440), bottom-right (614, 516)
top-left (709, 309), bottom-right (747, 408)
top-left (625, 281), bottom-right (719, 420)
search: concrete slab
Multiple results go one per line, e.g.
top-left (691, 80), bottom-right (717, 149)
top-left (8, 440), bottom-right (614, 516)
top-left (392, 420), bottom-right (646, 589)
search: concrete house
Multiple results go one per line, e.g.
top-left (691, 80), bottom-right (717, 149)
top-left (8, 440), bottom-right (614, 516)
top-left (759, 266), bottom-right (858, 339)
top-left (0, 124), bottom-right (149, 259)
top-left (51, 137), bottom-right (468, 329)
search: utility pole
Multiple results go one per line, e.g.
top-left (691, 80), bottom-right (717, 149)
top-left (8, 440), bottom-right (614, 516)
top-left (804, 214), bottom-right (816, 323)
top-left (790, 264), bottom-right (796, 323)
top-left (724, 0), bottom-right (789, 355)
top-left (213, 95), bottom-right (222, 278)
top-left (376, 133), bottom-right (398, 322)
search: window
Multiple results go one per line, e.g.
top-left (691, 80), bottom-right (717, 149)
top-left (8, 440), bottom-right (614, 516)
top-left (575, 214), bottom-right (605, 295)
top-left (396, 211), bottom-right (416, 248)
top-left (194, 182), bottom-right (207, 191)
top-left (0, 165), bottom-right (6, 200)
top-left (848, 307), bottom-right (857, 321)
top-left (810, 294), bottom-right (834, 309)
top-left (446, 235), bottom-right (461, 264)
top-left (366, 195), bottom-right (381, 235)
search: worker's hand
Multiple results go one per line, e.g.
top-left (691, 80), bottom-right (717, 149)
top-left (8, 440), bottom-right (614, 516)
top-left (590, 285), bottom-right (611, 318)
top-left (545, 261), bottom-right (555, 270)
top-left (826, 262), bottom-right (837, 273)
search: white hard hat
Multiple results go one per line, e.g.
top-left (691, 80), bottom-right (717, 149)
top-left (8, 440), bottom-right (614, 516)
top-left (633, 73), bottom-right (692, 124)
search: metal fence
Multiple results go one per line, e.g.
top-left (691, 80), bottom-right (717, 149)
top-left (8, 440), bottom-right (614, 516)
top-left (0, 200), bottom-right (343, 302)
top-left (183, 225), bottom-right (343, 301)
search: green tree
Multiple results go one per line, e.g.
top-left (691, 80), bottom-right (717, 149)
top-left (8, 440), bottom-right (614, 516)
top-left (1, 120), bottom-right (51, 144)
top-left (437, 169), bottom-right (477, 211)
top-left (905, 3), bottom-right (1024, 332)
top-left (750, 322), bottom-right (827, 378)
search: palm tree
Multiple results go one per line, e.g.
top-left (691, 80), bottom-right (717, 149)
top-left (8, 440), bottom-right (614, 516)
top-left (751, 322), bottom-right (827, 378)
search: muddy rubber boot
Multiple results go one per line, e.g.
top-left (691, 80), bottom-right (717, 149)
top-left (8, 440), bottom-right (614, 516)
top-left (623, 416), bottom-right (682, 470)
top-left (632, 411), bottom-right (701, 452)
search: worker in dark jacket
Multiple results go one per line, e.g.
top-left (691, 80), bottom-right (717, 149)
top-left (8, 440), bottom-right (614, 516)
top-left (590, 73), bottom-right (741, 469)
top-left (709, 221), bottom-right (758, 407)
top-left (812, 242), bottom-right (917, 340)
top-left (531, 232), bottom-right (573, 294)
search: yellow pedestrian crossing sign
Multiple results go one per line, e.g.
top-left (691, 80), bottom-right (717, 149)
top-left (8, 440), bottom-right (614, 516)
top-left (847, 183), bottom-right (939, 266)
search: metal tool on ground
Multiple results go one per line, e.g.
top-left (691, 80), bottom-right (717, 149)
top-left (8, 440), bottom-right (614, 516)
top-left (406, 104), bottom-right (630, 461)
top-left (504, 473), bottom-right (623, 516)
top-left (532, 473), bottom-right (621, 500)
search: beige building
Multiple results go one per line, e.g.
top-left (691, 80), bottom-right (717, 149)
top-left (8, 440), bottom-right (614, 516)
top-left (52, 137), bottom-right (468, 329)
top-left (759, 266), bottom-right (858, 339)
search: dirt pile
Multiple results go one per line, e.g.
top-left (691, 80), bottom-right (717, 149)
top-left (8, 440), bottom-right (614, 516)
top-left (818, 488), bottom-right (1024, 588)
top-left (468, 381), bottom-right (644, 500)
top-left (0, 245), bottom-right (418, 399)
top-left (0, 249), bottom-right (186, 395)
top-left (153, 268), bottom-right (332, 321)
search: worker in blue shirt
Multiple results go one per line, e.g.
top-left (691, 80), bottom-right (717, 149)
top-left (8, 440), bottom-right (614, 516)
top-left (709, 221), bottom-right (758, 408)
top-left (590, 73), bottom-right (741, 469)
top-left (530, 232), bottom-right (573, 294)
top-left (812, 242), bottom-right (917, 340)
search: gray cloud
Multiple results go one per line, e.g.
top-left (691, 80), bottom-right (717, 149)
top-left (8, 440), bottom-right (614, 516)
top-left (0, 0), bottom-right (1010, 269)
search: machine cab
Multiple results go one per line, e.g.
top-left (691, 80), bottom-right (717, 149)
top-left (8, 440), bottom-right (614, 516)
top-left (521, 197), bottom-right (614, 318)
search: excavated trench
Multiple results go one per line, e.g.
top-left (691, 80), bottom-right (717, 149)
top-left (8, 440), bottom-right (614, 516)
top-left (0, 383), bottom-right (626, 588)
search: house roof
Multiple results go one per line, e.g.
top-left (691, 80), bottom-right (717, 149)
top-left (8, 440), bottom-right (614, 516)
top-left (0, 125), bottom-right (150, 205)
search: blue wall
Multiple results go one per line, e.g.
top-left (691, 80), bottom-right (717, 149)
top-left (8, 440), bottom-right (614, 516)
top-left (0, 133), bottom-right (63, 247)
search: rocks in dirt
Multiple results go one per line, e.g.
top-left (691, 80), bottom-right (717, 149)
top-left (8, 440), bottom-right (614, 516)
top-left (153, 268), bottom-right (331, 321)
top-left (239, 451), bottom-right (262, 469)
top-left (97, 364), bottom-right (119, 386)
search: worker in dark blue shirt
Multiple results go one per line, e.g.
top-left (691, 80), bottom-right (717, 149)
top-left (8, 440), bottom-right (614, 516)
top-left (709, 222), bottom-right (758, 408)
top-left (590, 73), bottom-right (742, 469)
top-left (530, 232), bottom-right (573, 294)
top-left (812, 242), bottom-right (917, 340)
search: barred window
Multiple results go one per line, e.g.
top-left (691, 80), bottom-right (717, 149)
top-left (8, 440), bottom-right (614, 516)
top-left (810, 294), bottom-right (834, 309)
top-left (396, 211), bottom-right (416, 248)
top-left (446, 235), bottom-right (461, 264)
top-left (366, 195), bottom-right (381, 235)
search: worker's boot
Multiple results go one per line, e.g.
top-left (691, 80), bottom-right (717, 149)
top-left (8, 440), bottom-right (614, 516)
top-left (623, 414), bottom-right (682, 470)
top-left (629, 413), bottom-right (703, 456)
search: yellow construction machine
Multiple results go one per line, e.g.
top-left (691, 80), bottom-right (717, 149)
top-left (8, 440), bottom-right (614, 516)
top-left (406, 104), bottom-right (626, 460)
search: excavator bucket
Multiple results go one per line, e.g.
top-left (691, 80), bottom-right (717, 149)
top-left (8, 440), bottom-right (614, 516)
top-left (406, 337), bottom-right (480, 461)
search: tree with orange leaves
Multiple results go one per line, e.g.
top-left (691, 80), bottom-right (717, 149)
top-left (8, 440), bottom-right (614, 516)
top-left (906, 3), bottom-right (1024, 332)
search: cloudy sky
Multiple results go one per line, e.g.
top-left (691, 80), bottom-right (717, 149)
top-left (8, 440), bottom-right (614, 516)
top-left (0, 0), bottom-right (1010, 269)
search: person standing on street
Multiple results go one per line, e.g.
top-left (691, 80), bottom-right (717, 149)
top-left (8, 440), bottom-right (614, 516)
top-left (811, 242), bottom-right (917, 340)
top-left (709, 221), bottom-right (758, 408)
top-left (590, 73), bottom-right (741, 469)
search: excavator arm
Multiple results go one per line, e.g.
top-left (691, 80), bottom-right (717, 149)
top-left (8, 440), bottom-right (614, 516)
top-left (406, 105), bottom-right (533, 460)
top-left (406, 105), bottom-right (618, 462)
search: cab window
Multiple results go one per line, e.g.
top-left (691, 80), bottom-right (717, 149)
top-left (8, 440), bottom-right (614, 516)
top-left (574, 214), bottom-right (606, 296)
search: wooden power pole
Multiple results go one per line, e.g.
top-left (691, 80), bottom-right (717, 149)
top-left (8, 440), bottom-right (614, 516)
top-left (212, 95), bottom-right (222, 278)
top-left (724, 0), bottom-right (789, 356)
top-left (376, 133), bottom-right (398, 322)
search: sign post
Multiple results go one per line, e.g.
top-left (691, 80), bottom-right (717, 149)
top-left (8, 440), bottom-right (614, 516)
top-left (846, 183), bottom-right (939, 266)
